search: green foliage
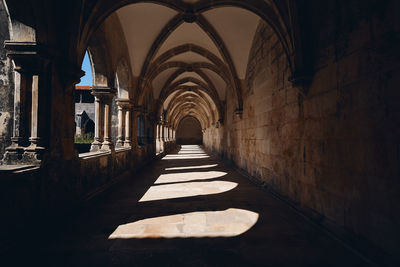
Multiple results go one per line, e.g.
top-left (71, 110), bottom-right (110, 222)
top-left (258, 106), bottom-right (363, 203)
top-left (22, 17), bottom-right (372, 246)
top-left (74, 133), bottom-right (94, 144)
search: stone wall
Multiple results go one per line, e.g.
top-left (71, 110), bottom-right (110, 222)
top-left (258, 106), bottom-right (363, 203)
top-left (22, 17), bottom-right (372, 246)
top-left (0, 2), bottom-right (13, 159)
top-left (204, 0), bottom-right (400, 261)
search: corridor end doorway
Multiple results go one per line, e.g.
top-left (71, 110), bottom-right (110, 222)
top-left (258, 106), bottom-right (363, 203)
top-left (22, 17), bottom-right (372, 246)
top-left (176, 116), bottom-right (203, 145)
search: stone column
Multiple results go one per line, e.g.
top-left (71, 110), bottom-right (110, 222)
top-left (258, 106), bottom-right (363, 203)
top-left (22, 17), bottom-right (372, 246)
top-left (90, 87), bottom-right (115, 152)
top-left (2, 42), bottom-right (51, 165)
top-left (24, 74), bottom-right (47, 161)
top-left (101, 95), bottom-right (114, 150)
top-left (90, 92), bottom-right (104, 152)
top-left (156, 122), bottom-right (161, 153)
top-left (160, 122), bottom-right (164, 152)
top-left (155, 124), bottom-right (159, 153)
top-left (116, 103), bottom-right (125, 147)
top-left (124, 106), bottom-right (132, 147)
top-left (116, 99), bottom-right (131, 148)
top-left (165, 125), bottom-right (168, 142)
top-left (3, 62), bottom-right (30, 163)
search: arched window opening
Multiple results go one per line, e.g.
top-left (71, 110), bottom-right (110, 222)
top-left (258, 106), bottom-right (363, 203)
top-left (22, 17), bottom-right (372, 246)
top-left (75, 51), bottom-right (95, 153)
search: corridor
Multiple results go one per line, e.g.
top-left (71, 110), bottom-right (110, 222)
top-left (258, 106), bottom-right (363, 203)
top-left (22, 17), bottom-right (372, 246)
top-left (10, 145), bottom-right (367, 266)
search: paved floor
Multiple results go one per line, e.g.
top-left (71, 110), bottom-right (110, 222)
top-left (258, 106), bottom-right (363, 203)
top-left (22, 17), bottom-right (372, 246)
top-left (9, 145), bottom-right (368, 266)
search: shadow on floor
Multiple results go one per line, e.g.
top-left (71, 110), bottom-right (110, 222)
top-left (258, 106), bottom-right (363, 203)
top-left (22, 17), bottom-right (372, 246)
top-left (5, 146), bottom-right (369, 267)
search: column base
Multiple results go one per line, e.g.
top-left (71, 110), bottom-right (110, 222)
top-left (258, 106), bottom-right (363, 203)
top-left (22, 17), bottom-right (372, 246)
top-left (22, 143), bottom-right (45, 165)
top-left (101, 140), bottom-right (114, 151)
top-left (160, 139), bottom-right (164, 153)
top-left (90, 140), bottom-right (102, 152)
top-left (116, 139), bottom-right (125, 148)
top-left (123, 139), bottom-right (132, 148)
top-left (2, 144), bottom-right (25, 165)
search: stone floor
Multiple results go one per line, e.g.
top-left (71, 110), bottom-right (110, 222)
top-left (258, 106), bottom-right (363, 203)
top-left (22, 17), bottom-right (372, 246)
top-left (6, 145), bottom-right (369, 266)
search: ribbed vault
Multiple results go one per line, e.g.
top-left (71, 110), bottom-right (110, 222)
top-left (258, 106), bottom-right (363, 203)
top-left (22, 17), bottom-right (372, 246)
top-left (77, 0), bottom-right (302, 131)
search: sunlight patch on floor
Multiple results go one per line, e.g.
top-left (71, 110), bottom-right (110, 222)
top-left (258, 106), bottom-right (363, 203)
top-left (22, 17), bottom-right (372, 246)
top-left (139, 181), bottom-right (238, 202)
top-left (178, 150), bottom-right (206, 154)
top-left (108, 208), bottom-right (259, 239)
top-left (154, 171), bottom-right (227, 184)
top-left (165, 164), bottom-right (218, 171)
top-left (162, 154), bottom-right (210, 160)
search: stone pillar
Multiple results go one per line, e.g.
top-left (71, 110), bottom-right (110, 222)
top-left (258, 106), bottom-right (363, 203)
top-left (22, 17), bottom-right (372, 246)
top-left (160, 122), bottom-right (165, 152)
top-left (90, 93), bottom-right (104, 151)
top-left (3, 62), bottom-right (30, 163)
top-left (2, 42), bottom-right (51, 165)
top-left (101, 95), bottom-right (114, 150)
top-left (90, 87), bottom-right (116, 152)
top-left (164, 125), bottom-right (168, 142)
top-left (116, 99), bottom-right (132, 148)
top-left (156, 123), bottom-right (161, 153)
top-left (116, 104), bottom-right (125, 147)
top-left (155, 124), bottom-right (159, 153)
top-left (124, 106), bottom-right (132, 147)
top-left (24, 74), bottom-right (47, 161)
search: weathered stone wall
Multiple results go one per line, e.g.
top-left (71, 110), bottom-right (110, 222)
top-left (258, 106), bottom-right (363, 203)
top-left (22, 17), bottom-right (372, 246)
top-left (0, 2), bottom-right (13, 159)
top-left (204, 0), bottom-right (400, 261)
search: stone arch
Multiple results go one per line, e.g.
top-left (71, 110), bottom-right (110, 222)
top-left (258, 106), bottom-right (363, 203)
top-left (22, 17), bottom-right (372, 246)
top-left (174, 109), bottom-right (207, 131)
top-left (158, 86), bottom-right (221, 124)
top-left (86, 27), bottom-right (113, 87)
top-left (157, 81), bottom-right (223, 124)
top-left (4, 0), bottom-right (36, 42)
top-left (79, 0), bottom-right (310, 108)
top-left (115, 57), bottom-right (131, 99)
top-left (146, 61), bottom-right (230, 88)
top-left (168, 100), bottom-right (211, 129)
top-left (176, 115), bottom-right (203, 145)
top-left (149, 44), bottom-right (228, 73)
top-left (156, 68), bottom-right (224, 115)
top-left (167, 93), bottom-right (213, 124)
top-left (136, 18), bottom-right (241, 110)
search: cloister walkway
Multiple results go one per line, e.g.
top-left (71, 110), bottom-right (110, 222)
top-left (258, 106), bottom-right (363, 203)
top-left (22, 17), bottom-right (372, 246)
top-left (10, 146), bottom-right (366, 266)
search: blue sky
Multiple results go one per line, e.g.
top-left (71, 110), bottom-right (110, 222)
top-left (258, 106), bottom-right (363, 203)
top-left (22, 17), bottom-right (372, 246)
top-left (77, 51), bottom-right (93, 85)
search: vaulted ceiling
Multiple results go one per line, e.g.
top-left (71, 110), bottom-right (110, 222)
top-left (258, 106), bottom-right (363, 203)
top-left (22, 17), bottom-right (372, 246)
top-left (113, 2), bottom-right (261, 127)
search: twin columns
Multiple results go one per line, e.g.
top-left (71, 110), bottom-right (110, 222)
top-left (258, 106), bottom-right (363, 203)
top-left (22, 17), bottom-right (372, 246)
top-left (90, 87), bottom-right (132, 152)
top-left (2, 42), bottom-right (51, 165)
top-left (156, 121), bottom-right (176, 154)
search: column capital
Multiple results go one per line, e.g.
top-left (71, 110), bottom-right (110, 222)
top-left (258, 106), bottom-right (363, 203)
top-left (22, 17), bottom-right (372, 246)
top-left (91, 86), bottom-right (116, 100)
top-left (116, 98), bottom-right (133, 108)
top-left (5, 41), bottom-right (52, 74)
